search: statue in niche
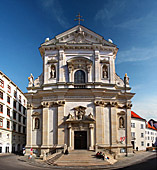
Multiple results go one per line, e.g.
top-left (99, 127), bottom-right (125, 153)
top-left (35, 118), bottom-right (40, 129)
top-left (28, 73), bottom-right (34, 87)
top-left (102, 65), bottom-right (108, 78)
top-left (50, 65), bottom-right (56, 78)
top-left (119, 117), bottom-right (124, 128)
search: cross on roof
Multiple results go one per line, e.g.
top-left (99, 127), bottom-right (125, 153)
top-left (74, 13), bottom-right (84, 25)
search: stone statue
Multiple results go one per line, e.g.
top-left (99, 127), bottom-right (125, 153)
top-left (50, 65), bottom-right (56, 78)
top-left (124, 73), bottom-right (129, 84)
top-left (28, 73), bottom-right (34, 87)
top-left (102, 65), bottom-right (108, 78)
top-left (119, 117), bottom-right (124, 128)
top-left (35, 118), bottom-right (40, 129)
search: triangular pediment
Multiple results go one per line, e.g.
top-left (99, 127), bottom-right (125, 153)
top-left (41, 25), bottom-right (116, 47)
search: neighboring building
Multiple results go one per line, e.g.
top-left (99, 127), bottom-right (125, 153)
top-left (25, 24), bottom-right (135, 157)
top-left (131, 111), bottom-right (157, 151)
top-left (0, 71), bottom-right (27, 153)
top-left (145, 122), bottom-right (157, 149)
top-left (131, 111), bottom-right (146, 151)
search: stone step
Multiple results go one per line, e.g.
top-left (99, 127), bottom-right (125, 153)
top-left (54, 150), bottom-right (110, 166)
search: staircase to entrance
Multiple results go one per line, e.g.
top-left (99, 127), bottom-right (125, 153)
top-left (54, 150), bottom-right (110, 166)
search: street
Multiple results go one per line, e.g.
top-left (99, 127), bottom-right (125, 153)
top-left (0, 153), bottom-right (156, 170)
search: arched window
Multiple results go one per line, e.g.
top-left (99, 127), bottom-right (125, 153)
top-left (119, 117), bottom-right (124, 128)
top-left (74, 70), bottom-right (85, 84)
top-left (35, 118), bottom-right (40, 129)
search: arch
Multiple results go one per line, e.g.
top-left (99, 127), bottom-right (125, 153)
top-left (74, 70), bottom-right (85, 84)
top-left (35, 118), bottom-right (40, 129)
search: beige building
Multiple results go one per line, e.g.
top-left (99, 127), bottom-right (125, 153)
top-left (25, 25), bottom-right (135, 157)
top-left (0, 71), bottom-right (27, 153)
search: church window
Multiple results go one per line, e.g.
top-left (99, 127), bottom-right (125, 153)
top-left (50, 65), bottom-right (56, 79)
top-left (119, 117), bottom-right (124, 128)
top-left (74, 70), bottom-right (85, 84)
top-left (35, 118), bottom-right (40, 129)
top-left (102, 65), bottom-right (108, 79)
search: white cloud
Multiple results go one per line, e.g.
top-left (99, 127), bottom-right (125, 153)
top-left (132, 96), bottom-right (157, 120)
top-left (116, 46), bottom-right (157, 64)
top-left (39, 0), bottom-right (70, 28)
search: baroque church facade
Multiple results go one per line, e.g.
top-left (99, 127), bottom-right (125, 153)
top-left (25, 25), bottom-right (135, 157)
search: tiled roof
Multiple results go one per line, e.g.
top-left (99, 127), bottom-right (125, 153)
top-left (147, 122), bottom-right (157, 130)
top-left (131, 111), bottom-right (145, 120)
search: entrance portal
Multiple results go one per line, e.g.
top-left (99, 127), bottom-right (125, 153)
top-left (74, 131), bottom-right (87, 149)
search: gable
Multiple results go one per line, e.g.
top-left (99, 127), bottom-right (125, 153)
top-left (41, 25), bottom-right (116, 47)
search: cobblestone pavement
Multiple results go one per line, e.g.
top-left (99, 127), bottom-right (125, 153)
top-left (0, 151), bottom-right (156, 170)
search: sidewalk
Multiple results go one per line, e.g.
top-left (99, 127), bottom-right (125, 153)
top-left (17, 151), bottom-right (156, 169)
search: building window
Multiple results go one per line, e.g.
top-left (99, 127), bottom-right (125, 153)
top-left (141, 133), bottom-right (144, 138)
top-left (13, 122), bottom-right (16, 131)
top-left (23, 99), bottom-right (25, 106)
top-left (148, 136), bottom-right (150, 140)
top-left (0, 119), bottom-right (3, 127)
top-left (0, 91), bottom-right (3, 100)
top-left (0, 104), bottom-right (3, 113)
top-left (19, 103), bottom-right (21, 112)
top-left (23, 126), bottom-right (26, 134)
top-left (18, 114), bottom-right (21, 122)
top-left (141, 141), bottom-right (144, 146)
top-left (7, 85), bottom-right (11, 93)
top-left (23, 107), bottom-right (26, 115)
top-left (131, 132), bottom-right (135, 137)
top-left (7, 96), bottom-right (10, 104)
top-left (7, 134), bottom-right (9, 139)
top-left (147, 143), bottom-right (149, 146)
top-left (7, 121), bottom-right (10, 129)
top-left (19, 95), bottom-right (21, 103)
top-left (0, 79), bottom-right (4, 88)
top-left (14, 91), bottom-right (17, 98)
top-left (7, 108), bottom-right (10, 117)
top-left (74, 70), bottom-right (85, 84)
top-left (119, 117), bottom-right (124, 128)
top-left (141, 124), bottom-right (144, 129)
top-left (0, 132), bottom-right (2, 138)
top-left (13, 100), bottom-right (16, 109)
top-left (18, 125), bottom-right (21, 133)
top-left (13, 110), bottom-right (16, 120)
top-left (131, 123), bottom-right (135, 128)
top-left (23, 117), bottom-right (26, 125)
top-left (35, 118), bottom-right (40, 129)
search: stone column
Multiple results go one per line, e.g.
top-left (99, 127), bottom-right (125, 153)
top-left (25, 104), bottom-right (32, 155)
top-left (87, 65), bottom-right (91, 82)
top-left (110, 102), bottom-right (117, 147)
top-left (41, 102), bottom-right (49, 148)
top-left (89, 123), bottom-right (94, 150)
top-left (95, 101), bottom-right (105, 144)
top-left (68, 124), bottom-right (72, 150)
top-left (57, 101), bottom-right (65, 146)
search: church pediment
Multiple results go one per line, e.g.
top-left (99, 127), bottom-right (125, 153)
top-left (41, 25), bottom-right (116, 47)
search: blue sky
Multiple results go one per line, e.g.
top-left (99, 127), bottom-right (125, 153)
top-left (0, 0), bottom-right (157, 120)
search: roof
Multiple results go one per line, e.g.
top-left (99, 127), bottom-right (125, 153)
top-left (147, 122), bottom-right (157, 130)
top-left (131, 111), bottom-right (145, 120)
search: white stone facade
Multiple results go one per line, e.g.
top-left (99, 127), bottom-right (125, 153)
top-left (25, 25), bottom-right (135, 157)
top-left (0, 71), bottom-right (27, 153)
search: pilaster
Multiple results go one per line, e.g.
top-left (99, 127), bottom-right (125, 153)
top-left (95, 101), bottom-right (105, 144)
top-left (57, 100), bottom-right (65, 146)
top-left (41, 102), bottom-right (49, 147)
top-left (110, 102), bottom-right (117, 146)
top-left (94, 50), bottom-right (100, 82)
top-left (58, 49), bottom-right (65, 82)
